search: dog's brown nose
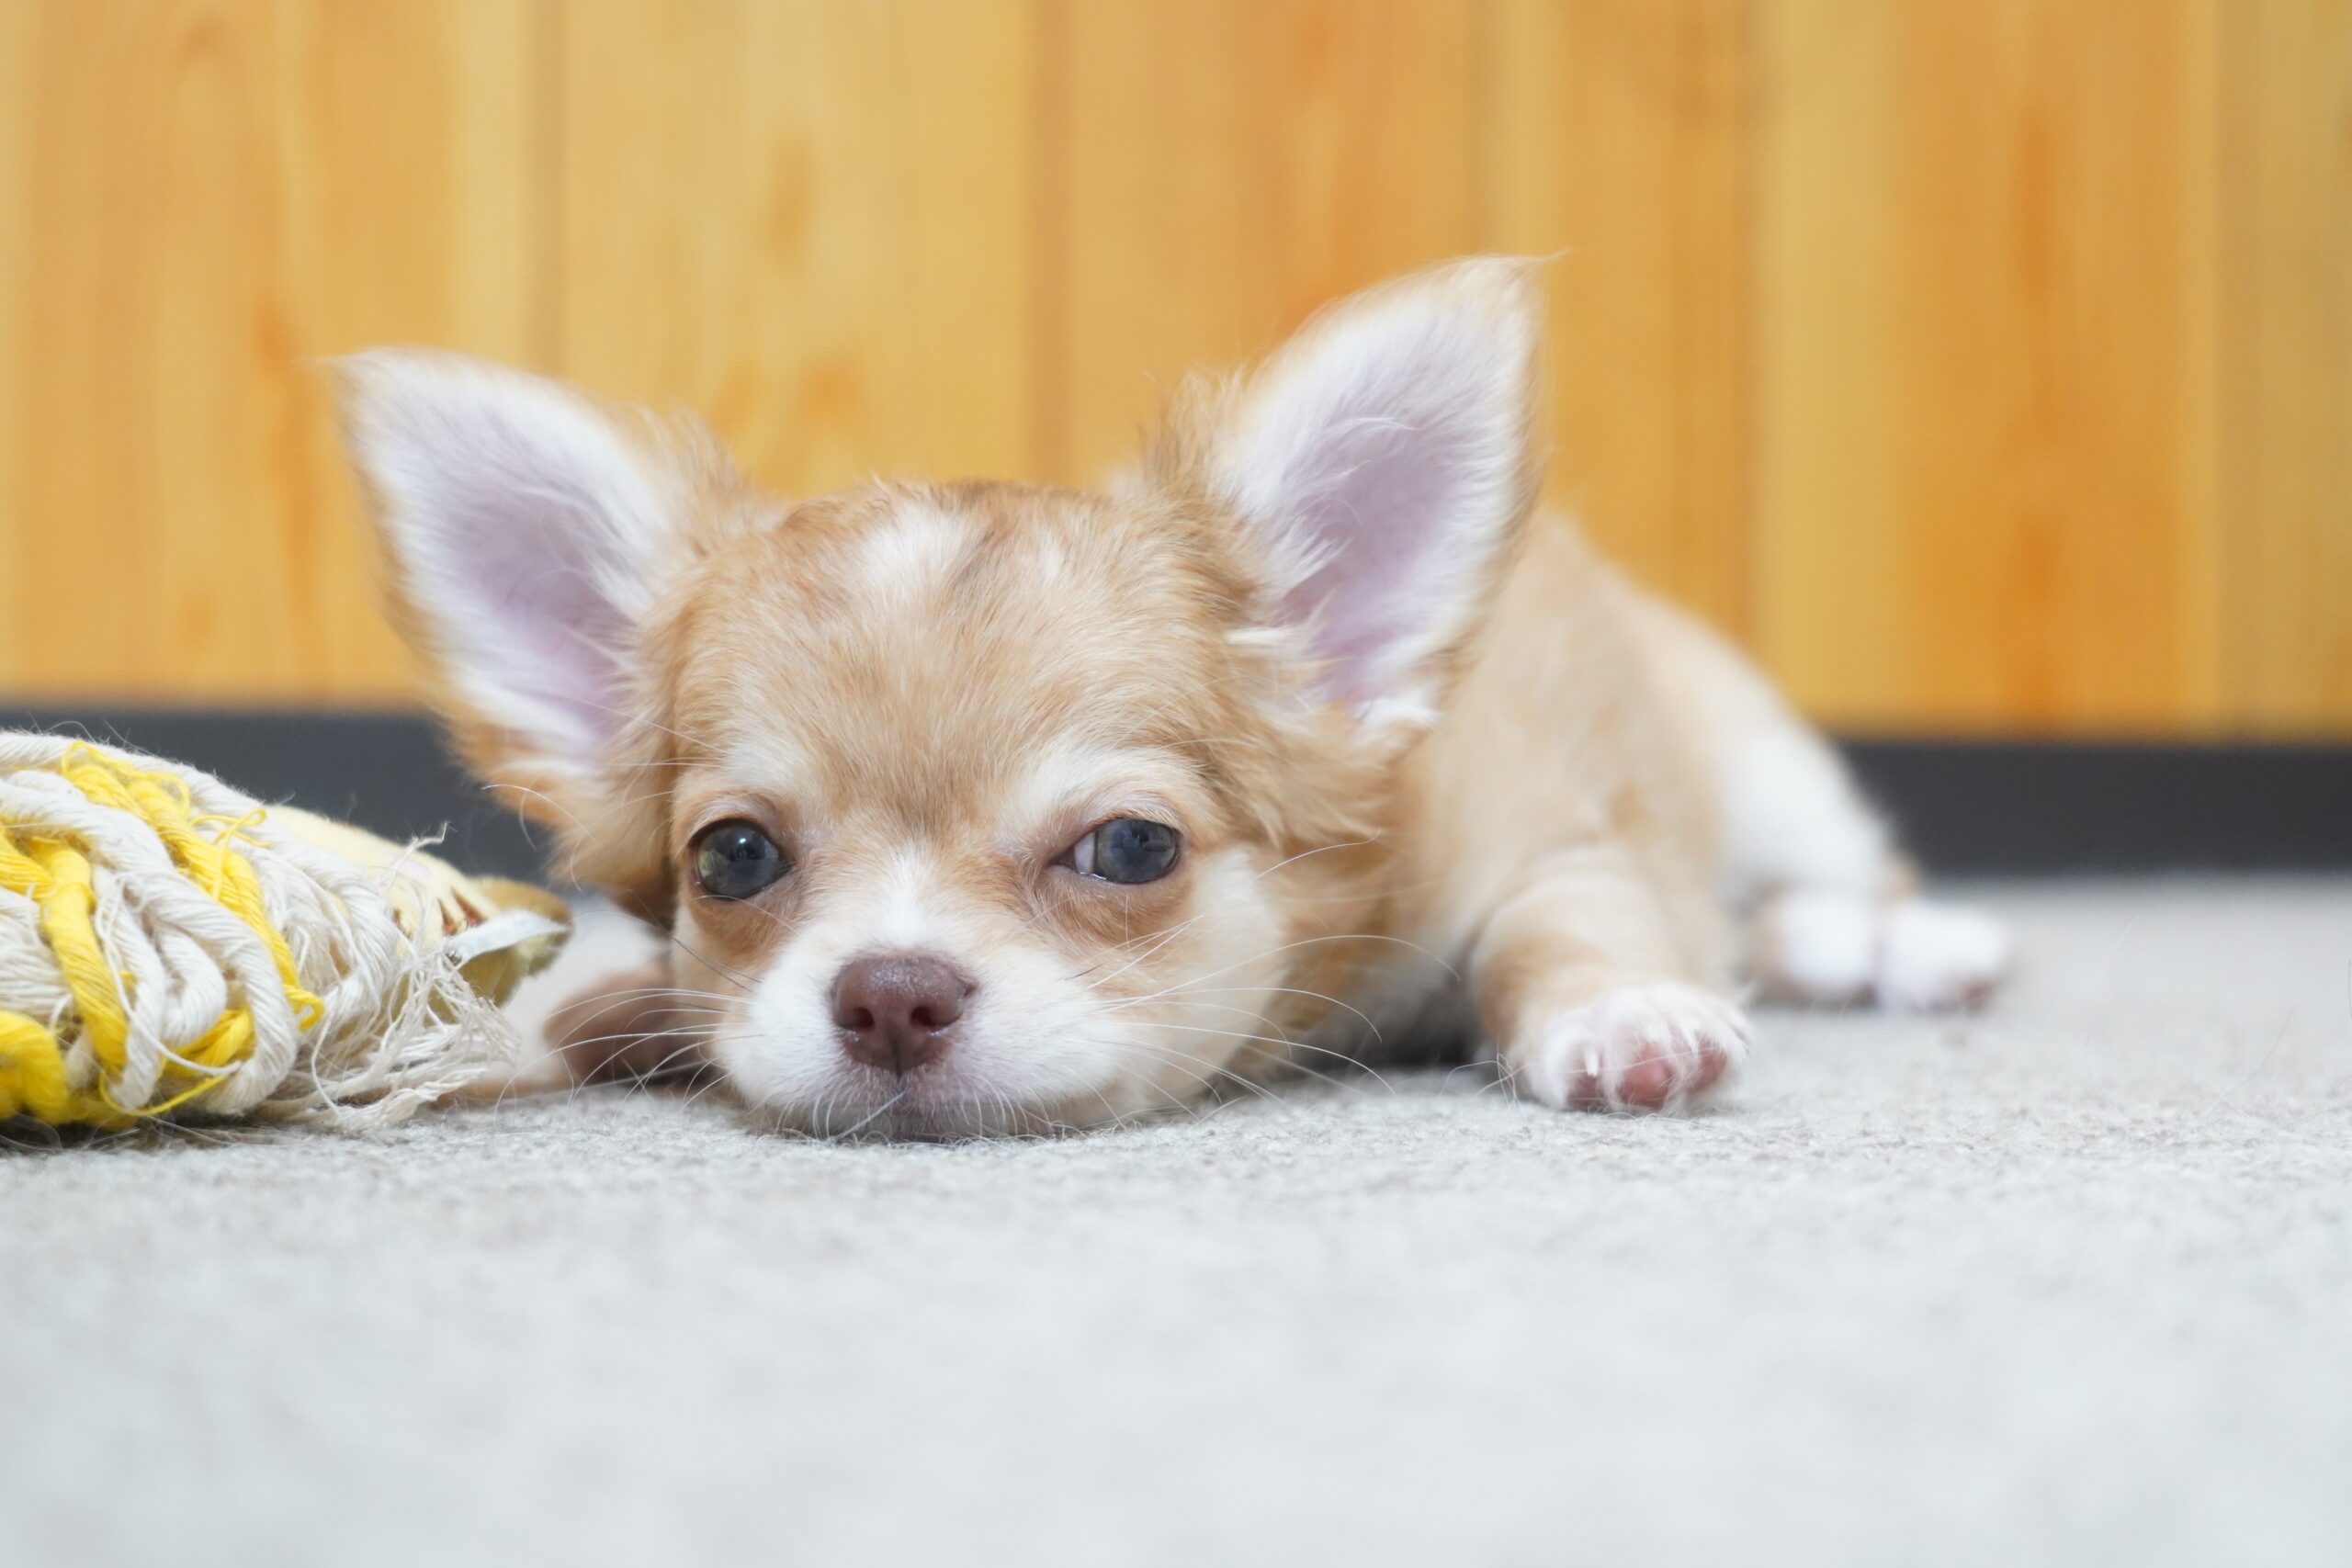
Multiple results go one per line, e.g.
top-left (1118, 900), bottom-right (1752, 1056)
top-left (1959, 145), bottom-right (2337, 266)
top-left (831, 952), bottom-right (971, 1074)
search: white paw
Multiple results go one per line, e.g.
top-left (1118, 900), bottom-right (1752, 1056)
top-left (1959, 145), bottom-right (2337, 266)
top-left (1876, 900), bottom-right (2009, 1013)
top-left (1517, 981), bottom-right (1753, 1114)
top-left (1764, 886), bottom-right (1879, 1003)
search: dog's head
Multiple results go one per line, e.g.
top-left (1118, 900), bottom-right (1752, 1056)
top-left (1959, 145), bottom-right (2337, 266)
top-left (339, 260), bottom-right (1541, 1134)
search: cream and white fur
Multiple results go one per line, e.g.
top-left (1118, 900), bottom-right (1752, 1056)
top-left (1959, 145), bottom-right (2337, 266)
top-left (337, 259), bottom-right (2007, 1135)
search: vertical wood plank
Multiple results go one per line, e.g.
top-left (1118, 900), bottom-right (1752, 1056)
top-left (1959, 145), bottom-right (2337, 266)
top-left (0, 0), bottom-right (540, 702)
top-left (1487, 0), bottom-right (1754, 637)
top-left (1755, 0), bottom-right (2222, 733)
top-left (2220, 0), bottom-right (2352, 730)
top-left (1041, 0), bottom-right (1480, 487)
top-left (0, 8), bottom-right (30, 636)
top-left (554, 0), bottom-right (1035, 497)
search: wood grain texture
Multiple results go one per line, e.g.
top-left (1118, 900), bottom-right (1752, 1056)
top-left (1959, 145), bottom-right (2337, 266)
top-left (0, 0), bottom-right (539, 702)
top-left (1487, 0), bottom-right (1753, 637)
top-left (2220, 0), bottom-right (2352, 731)
top-left (1037, 0), bottom-right (1479, 486)
top-left (554, 0), bottom-right (1035, 498)
top-left (1756, 0), bottom-right (2222, 733)
top-left (0, 1), bottom-right (2346, 736)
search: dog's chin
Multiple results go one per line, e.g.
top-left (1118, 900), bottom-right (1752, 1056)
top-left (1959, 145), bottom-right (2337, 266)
top-left (743, 1098), bottom-right (1083, 1141)
top-left (721, 1061), bottom-right (1170, 1141)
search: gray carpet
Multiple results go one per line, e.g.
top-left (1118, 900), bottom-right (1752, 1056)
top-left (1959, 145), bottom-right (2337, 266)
top-left (6, 879), bottom-right (2349, 1566)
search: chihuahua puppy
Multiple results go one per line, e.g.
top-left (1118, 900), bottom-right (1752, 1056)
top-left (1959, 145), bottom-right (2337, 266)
top-left (338, 258), bottom-right (2006, 1134)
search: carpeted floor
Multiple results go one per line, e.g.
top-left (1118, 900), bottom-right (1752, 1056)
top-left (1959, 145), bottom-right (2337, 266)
top-left (6, 879), bottom-right (2349, 1566)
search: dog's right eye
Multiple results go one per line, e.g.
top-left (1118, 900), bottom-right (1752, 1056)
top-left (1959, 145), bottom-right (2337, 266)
top-left (691, 820), bottom-right (790, 899)
top-left (1065, 817), bottom-right (1182, 885)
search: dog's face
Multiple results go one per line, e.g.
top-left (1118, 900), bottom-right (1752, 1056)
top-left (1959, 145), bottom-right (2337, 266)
top-left (341, 260), bottom-right (1539, 1134)
top-left (639, 483), bottom-right (1362, 1133)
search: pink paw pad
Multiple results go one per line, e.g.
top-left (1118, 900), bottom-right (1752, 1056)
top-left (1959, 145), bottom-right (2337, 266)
top-left (1522, 982), bottom-right (1753, 1114)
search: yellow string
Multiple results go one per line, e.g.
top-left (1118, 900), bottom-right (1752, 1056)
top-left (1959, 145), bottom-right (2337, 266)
top-left (0, 1010), bottom-right (120, 1125)
top-left (0, 745), bottom-right (324, 1126)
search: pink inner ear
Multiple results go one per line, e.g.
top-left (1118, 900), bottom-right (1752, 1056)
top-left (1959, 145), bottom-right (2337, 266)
top-left (1212, 262), bottom-right (1535, 716)
top-left (1271, 389), bottom-right (1495, 707)
top-left (441, 472), bottom-right (635, 741)
top-left (383, 400), bottom-right (658, 761)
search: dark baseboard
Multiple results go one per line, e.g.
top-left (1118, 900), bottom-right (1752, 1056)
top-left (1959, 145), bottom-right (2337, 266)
top-left (6, 708), bottom-right (2348, 879)
top-left (6, 708), bottom-right (551, 881)
top-left (1838, 739), bottom-right (2352, 874)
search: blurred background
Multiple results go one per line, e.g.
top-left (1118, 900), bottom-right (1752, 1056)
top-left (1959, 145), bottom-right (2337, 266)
top-left (0, 1), bottom-right (2346, 862)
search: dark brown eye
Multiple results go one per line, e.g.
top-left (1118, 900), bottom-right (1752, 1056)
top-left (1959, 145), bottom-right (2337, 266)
top-left (692, 819), bottom-right (789, 899)
top-left (1068, 818), bottom-right (1181, 885)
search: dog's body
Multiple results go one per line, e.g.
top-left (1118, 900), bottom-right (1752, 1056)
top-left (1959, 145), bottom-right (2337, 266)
top-left (340, 260), bottom-right (2006, 1135)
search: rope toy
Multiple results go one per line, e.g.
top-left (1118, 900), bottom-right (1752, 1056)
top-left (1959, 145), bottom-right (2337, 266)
top-left (0, 734), bottom-right (569, 1129)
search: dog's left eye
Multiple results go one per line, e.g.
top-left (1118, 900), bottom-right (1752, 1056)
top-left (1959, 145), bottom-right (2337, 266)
top-left (1065, 818), bottom-right (1182, 885)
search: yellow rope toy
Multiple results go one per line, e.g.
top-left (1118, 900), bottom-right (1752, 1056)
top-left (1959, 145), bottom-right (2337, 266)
top-left (0, 735), bottom-right (568, 1129)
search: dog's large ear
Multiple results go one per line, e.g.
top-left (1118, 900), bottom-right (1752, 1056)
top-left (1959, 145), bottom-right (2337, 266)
top-left (334, 351), bottom-right (708, 835)
top-left (1156, 258), bottom-right (1544, 740)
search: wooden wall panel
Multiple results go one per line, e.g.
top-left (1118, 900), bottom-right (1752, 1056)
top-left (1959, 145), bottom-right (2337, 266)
top-left (0, 1), bottom-right (2347, 737)
top-left (1038, 0), bottom-right (1479, 486)
top-left (2220, 0), bottom-right (2352, 731)
top-left (0, 0), bottom-right (539, 702)
top-left (1756, 0), bottom-right (2222, 733)
top-left (1487, 0), bottom-right (1753, 637)
top-left (554, 0), bottom-right (1035, 497)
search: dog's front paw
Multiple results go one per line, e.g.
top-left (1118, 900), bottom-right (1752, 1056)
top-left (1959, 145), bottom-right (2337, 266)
top-left (548, 962), bottom-right (714, 1085)
top-left (1515, 981), bottom-right (1752, 1114)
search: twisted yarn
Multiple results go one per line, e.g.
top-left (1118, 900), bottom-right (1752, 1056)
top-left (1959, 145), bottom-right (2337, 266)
top-left (0, 735), bottom-right (561, 1128)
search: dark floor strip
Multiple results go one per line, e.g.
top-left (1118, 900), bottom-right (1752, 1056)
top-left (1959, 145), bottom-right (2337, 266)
top-left (8, 709), bottom-right (2349, 879)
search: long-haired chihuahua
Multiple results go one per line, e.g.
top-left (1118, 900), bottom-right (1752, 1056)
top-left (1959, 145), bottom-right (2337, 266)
top-left (337, 259), bottom-right (2007, 1135)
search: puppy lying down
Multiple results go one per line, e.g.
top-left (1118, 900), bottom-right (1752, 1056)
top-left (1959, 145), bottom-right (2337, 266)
top-left (338, 259), bottom-right (2007, 1135)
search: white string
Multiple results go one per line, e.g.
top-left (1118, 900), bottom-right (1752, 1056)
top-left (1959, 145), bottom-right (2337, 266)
top-left (0, 732), bottom-right (545, 1128)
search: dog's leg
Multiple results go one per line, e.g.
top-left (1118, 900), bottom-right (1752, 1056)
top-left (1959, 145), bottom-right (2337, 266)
top-left (547, 960), bottom-right (714, 1084)
top-left (1632, 589), bottom-right (2011, 1012)
top-left (1470, 841), bottom-right (1753, 1113)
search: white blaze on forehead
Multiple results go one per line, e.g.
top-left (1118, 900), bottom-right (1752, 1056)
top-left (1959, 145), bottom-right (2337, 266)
top-left (853, 500), bottom-right (976, 600)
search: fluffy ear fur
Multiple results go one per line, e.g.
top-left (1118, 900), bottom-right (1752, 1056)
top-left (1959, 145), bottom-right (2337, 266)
top-left (1154, 257), bottom-right (1544, 738)
top-left (334, 351), bottom-right (708, 829)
